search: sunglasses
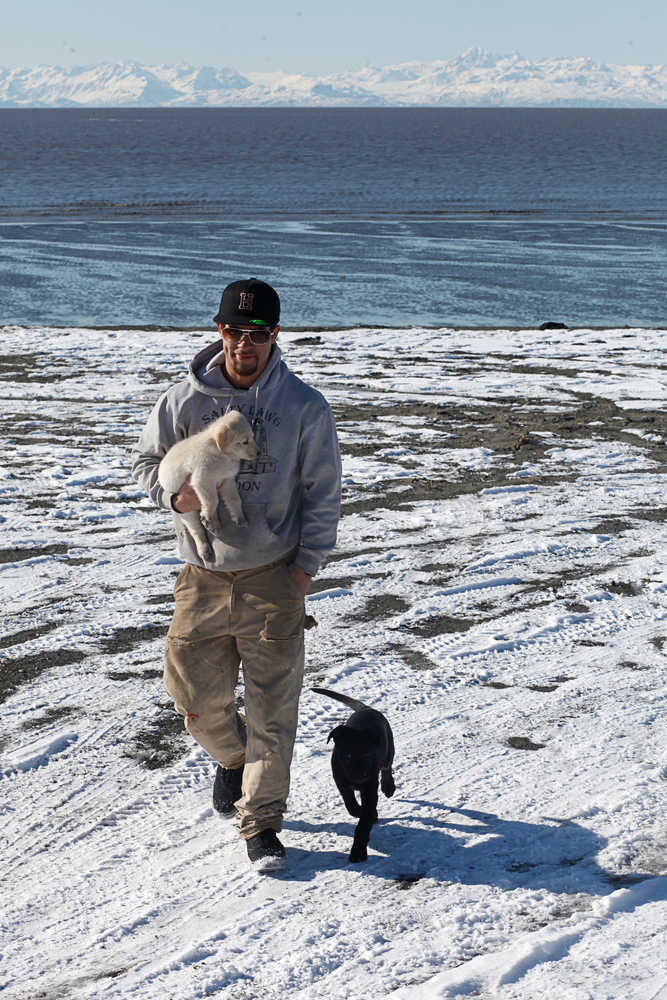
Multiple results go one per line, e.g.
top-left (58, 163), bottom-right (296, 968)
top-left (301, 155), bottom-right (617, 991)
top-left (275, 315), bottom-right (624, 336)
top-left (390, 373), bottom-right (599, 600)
top-left (222, 325), bottom-right (275, 345)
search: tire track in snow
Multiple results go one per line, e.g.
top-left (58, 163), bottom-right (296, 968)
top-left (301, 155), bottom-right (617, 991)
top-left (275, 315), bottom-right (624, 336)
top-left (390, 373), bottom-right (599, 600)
top-left (418, 593), bottom-right (666, 672)
top-left (1, 743), bottom-right (214, 879)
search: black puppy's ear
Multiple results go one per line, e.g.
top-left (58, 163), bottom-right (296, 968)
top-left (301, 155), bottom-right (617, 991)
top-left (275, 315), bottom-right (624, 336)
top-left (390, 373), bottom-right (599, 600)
top-left (328, 725), bottom-right (346, 744)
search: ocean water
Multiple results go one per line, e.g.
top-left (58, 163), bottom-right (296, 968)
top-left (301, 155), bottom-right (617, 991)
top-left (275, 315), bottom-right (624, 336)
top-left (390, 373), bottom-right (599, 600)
top-left (1, 107), bottom-right (666, 328)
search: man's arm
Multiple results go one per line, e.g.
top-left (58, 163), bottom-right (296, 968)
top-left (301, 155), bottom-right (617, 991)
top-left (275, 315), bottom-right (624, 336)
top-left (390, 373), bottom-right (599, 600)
top-left (294, 402), bottom-right (342, 579)
top-left (130, 391), bottom-right (184, 509)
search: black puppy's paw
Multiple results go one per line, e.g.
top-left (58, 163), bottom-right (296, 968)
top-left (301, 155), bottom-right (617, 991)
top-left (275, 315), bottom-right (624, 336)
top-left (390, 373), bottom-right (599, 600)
top-left (349, 844), bottom-right (368, 863)
top-left (381, 774), bottom-right (396, 798)
top-left (345, 801), bottom-right (362, 818)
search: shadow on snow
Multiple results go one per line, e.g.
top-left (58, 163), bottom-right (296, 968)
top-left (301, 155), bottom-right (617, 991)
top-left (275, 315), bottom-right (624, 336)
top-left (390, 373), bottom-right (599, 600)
top-left (283, 803), bottom-right (650, 894)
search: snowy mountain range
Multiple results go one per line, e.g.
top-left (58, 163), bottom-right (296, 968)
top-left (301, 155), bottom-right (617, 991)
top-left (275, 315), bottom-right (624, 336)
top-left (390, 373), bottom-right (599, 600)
top-left (1, 48), bottom-right (667, 107)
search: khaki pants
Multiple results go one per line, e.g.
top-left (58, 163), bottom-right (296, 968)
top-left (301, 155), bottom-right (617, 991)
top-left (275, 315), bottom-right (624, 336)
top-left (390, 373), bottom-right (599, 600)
top-left (164, 558), bottom-right (305, 839)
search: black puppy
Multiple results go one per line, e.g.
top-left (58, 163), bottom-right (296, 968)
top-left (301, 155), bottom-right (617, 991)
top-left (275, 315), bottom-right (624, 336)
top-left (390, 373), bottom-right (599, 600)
top-left (312, 687), bottom-right (396, 862)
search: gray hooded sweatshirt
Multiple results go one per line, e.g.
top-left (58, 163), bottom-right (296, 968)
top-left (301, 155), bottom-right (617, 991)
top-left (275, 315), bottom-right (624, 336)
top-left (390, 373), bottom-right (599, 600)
top-left (131, 340), bottom-right (341, 577)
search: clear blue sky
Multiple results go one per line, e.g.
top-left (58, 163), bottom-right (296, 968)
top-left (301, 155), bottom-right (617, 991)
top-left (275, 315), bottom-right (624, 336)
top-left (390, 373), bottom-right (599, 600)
top-left (2, 0), bottom-right (665, 73)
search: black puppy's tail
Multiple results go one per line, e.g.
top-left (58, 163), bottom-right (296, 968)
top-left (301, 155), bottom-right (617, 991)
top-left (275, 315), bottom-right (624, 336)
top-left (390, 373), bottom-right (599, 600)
top-left (311, 686), bottom-right (370, 713)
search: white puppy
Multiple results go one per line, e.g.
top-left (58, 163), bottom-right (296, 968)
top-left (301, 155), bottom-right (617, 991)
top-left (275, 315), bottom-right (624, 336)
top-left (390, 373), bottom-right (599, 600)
top-left (158, 410), bottom-right (258, 563)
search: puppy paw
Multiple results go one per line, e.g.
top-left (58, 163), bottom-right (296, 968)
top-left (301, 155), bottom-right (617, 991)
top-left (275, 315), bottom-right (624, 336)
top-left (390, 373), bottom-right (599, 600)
top-left (345, 802), bottom-right (362, 818)
top-left (201, 513), bottom-right (224, 539)
top-left (196, 543), bottom-right (215, 563)
top-left (381, 778), bottom-right (396, 798)
top-left (349, 845), bottom-right (368, 863)
top-left (381, 767), bottom-right (396, 798)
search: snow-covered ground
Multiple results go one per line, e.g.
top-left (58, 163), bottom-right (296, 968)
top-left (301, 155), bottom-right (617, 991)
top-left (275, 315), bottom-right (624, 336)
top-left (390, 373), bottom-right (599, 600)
top-left (0, 325), bottom-right (665, 999)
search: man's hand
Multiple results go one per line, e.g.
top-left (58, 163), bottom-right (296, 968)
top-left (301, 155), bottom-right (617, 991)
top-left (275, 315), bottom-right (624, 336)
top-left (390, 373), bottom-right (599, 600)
top-left (289, 566), bottom-right (312, 595)
top-left (172, 476), bottom-right (230, 513)
top-left (171, 475), bottom-right (201, 513)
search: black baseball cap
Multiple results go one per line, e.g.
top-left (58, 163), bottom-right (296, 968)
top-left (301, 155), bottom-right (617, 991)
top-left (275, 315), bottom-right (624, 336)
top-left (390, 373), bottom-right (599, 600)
top-left (213, 278), bottom-right (280, 326)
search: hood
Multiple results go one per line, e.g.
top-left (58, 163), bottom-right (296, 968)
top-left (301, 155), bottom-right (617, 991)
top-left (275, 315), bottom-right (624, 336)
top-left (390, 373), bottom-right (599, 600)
top-left (186, 339), bottom-right (286, 399)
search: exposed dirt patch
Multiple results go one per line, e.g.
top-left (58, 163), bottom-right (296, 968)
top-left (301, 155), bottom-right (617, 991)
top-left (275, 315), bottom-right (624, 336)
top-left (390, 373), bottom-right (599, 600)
top-left (22, 706), bottom-right (78, 731)
top-left (634, 506), bottom-right (667, 524)
top-left (419, 563), bottom-right (458, 578)
top-left (0, 358), bottom-right (82, 383)
top-left (604, 580), bottom-right (639, 597)
top-left (394, 873), bottom-right (426, 890)
top-left (396, 614), bottom-right (474, 638)
top-left (587, 519), bottom-right (633, 536)
top-left (507, 736), bottom-right (546, 750)
top-left (0, 354), bottom-right (48, 378)
top-left (606, 873), bottom-right (654, 889)
top-left (0, 648), bottom-right (87, 704)
top-left (383, 642), bottom-right (440, 672)
top-left (336, 391), bottom-right (667, 466)
top-left (292, 336), bottom-right (323, 346)
top-left (100, 624), bottom-right (168, 655)
top-left (350, 594), bottom-right (411, 622)
top-left (334, 390), bottom-right (666, 522)
top-left (309, 575), bottom-right (356, 594)
top-left (0, 622), bottom-right (60, 650)
top-left (107, 667), bottom-right (162, 681)
top-left (125, 701), bottom-right (189, 769)
top-left (0, 543), bottom-right (68, 564)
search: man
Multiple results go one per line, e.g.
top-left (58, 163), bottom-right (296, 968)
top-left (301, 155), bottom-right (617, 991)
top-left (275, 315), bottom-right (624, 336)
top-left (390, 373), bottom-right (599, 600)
top-left (132, 278), bottom-right (341, 871)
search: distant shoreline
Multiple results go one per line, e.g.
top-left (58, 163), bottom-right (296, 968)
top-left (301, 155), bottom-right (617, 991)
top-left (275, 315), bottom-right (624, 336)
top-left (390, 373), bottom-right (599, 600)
top-left (3, 105), bottom-right (667, 110)
top-left (2, 323), bottom-right (666, 335)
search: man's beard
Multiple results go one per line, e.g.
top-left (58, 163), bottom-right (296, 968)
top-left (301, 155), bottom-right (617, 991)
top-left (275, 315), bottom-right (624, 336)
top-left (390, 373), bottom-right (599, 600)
top-left (229, 353), bottom-right (258, 375)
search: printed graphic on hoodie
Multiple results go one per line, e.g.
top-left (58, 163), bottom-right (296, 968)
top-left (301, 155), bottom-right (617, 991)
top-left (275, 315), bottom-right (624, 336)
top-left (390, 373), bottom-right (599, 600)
top-left (202, 405), bottom-right (280, 481)
top-left (240, 421), bottom-right (278, 478)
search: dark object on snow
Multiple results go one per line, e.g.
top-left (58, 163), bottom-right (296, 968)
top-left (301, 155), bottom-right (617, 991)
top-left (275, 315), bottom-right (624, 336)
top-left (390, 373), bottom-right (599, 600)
top-left (312, 686), bottom-right (396, 863)
top-left (246, 829), bottom-right (287, 872)
top-left (539, 321), bottom-right (568, 330)
top-left (507, 736), bottom-right (546, 751)
top-left (213, 764), bottom-right (243, 816)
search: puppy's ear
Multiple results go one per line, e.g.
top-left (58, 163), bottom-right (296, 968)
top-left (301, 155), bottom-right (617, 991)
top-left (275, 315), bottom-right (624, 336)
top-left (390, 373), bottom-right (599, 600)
top-left (327, 725), bottom-right (346, 744)
top-left (213, 424), bottom-right (229, 451)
